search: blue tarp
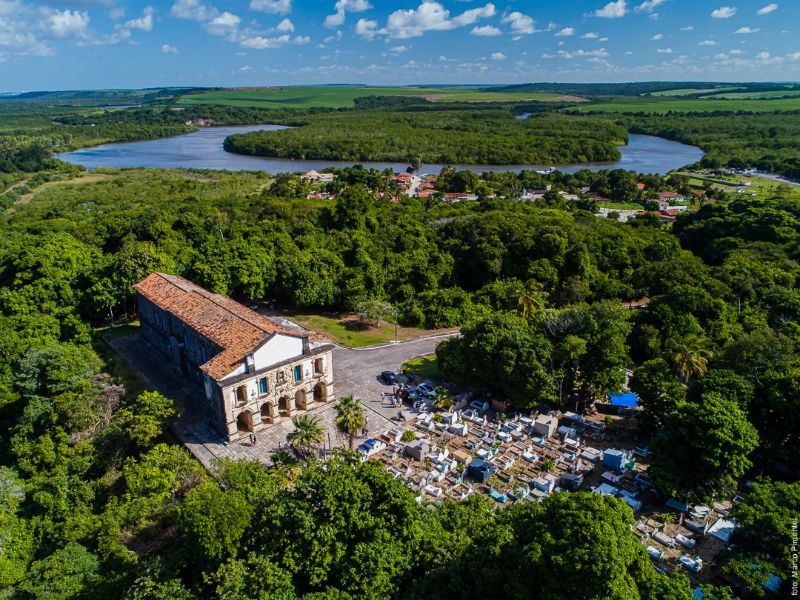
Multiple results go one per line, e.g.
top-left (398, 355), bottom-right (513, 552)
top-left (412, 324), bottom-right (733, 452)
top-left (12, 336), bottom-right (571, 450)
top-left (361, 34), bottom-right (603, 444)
top-left (609, 392), bottom-right (640, 408)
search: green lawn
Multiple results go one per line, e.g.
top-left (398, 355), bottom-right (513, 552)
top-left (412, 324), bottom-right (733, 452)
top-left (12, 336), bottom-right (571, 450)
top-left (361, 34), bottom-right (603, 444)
top-left (176, 86), bottom-right (563, 109)
top-left (572, 96), bottom-right (800, 113)
top-left (291, 314), bottom-right (398, 347)
top-left (598, 201), bottom-right (642, 210)
top-left (402, 356), bottom-right (441, 382)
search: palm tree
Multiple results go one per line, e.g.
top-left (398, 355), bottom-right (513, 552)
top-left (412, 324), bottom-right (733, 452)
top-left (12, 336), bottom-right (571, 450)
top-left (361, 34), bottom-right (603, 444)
top-left (432, 386), bottom-right (453, 411)
top-left (518, 282), bottom-right (548, 319)
top-left (335, 395), bottom-right (366, 450)
top-left (666, 335), bottom-right (714, 383)
top-left (287, 414), bottom-right (325, 459)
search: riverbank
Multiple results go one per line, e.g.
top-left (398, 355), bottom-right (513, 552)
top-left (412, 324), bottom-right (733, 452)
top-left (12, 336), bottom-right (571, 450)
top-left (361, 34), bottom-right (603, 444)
top-left (56, 125), bottom-right (704, 176)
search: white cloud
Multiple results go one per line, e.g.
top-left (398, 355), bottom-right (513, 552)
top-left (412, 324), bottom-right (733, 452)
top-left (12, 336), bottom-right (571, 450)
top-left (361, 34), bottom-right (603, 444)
top-left (275, 18), bottom-right (294, 32)
top-left (555, 27), bottom-right (575, 37)
top-left (49, 9), bottom-right (90, 38)
top-left (206, 11), bottom-right (240, 36)
top-left (249, 0), bottom-right (292, 15)
top-left (108, 7), bottom-right (125, 19)
top-left (161, 43), bottom-right (178, 53)
top-left (382, 2), bottom-right (496, 39)
top-left (699, 39), bottom-right (718, 45)
top-left (239, 65), bottom-right (252, 72)
top-left (634, 0), bottom-right (664, 12)
top-left (735, 26), bottom-right (760, 33)
top-left (389, 44), bottom-right (409, 53)
top-left (711, 6), bottom-right (737, 19)
top-left (240, 34), bottom-right (290, 48)
top-left (681, 25), bottom-right (694, 31)
top-left (594, 0), bottom-right (627, 18)
top-left (491, 51), bottom-right (505, 60)
top-left (582, 31), bottom-right (599, 39)
top-left (657, 47), bottom-right (673, 53)
top-left (558, 47), bottom-right (610, 59)
top-left (471, 25), bottom-right (501, 36)
top-left (171, 0), bottom-right (216, 22)
top-left (354, 18), bottom-right (379, 39)
top-left (324, 0), bottom-right (372, 29)
top-left (123, 6), bottom-right (154, 32)
top-left (501, 11), bottom-right (535, 35)
top-left (756, 3), bottom-right (778, 15)
top-left (293, 35), bottom-right (310, 44)
top-left (651, 33), bottom-right (663, 40)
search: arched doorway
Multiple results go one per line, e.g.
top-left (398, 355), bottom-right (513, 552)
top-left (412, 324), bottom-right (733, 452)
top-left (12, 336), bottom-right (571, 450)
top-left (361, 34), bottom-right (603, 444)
top-left (295, 389), bottom-right (308, 411)
top-left (278, 396), bottom-right (291, 418)
top-left (313, 382), bottom-right (327, 403)
top-left (261, 402), bottom-right (273, 424)
top-left (237, 410), bottom-right (254, 433)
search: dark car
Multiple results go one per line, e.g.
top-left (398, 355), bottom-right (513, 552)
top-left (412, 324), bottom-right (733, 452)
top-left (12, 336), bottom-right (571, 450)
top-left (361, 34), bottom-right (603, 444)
top-left (381, 371), bottom-right (398, 384)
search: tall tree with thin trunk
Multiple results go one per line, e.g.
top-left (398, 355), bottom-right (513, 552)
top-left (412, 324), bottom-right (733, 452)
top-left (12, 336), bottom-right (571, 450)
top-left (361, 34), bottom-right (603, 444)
top-left (666, 334), bottom-right (713, 383)
top-left (335, 395), bottom-right (366, 450)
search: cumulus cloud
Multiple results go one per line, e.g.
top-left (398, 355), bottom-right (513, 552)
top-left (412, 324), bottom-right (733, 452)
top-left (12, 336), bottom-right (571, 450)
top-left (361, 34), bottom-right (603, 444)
top-left (555, 27), bottom-right (575, 37)
top-left (379, 2), bottom-right (496, 39)
top-left (275, 18), bottom-right (294, 32)
top-left (240, 34), bottom-right (289, 48)
top-left (756, 3), bottom-right (778, 15)
top-left (681, 25), bottom-right (694, 31)
top-left (594, 0), bottom-right (627, 18)
top-left (735, 26), bottom-right (760, 33)
top-left (651, 33), bottom-right (663, 40)
top-left (471, 25), bottom-right (501, 37)
top-left (711, 6), bottom-right (737, 19)
top-left (354, 18), bottom-right (379, 39)
top-left (582, 31), bottom-right (600, 39)
top-left (657, 47), bottom-right (673, 53)
top-left (699, 39), bottom-right (718, 45)
top-left (249, 0), bottom-right (292, 15)
top-left (491, 51), bottom-right (505, 60)
top-left (501, 11), bottom-right (535, 35)
top-left (49, 9), bottom-right (90, 38)
top-left (122, 6), bottom-right (154, 32)
top-left (324, 0), bottom-right (372, 29)
top-left (171, 0), bottom-right (216, 22)
top-left (558, 47), bottom-right (610, 59)
top-left (161, 43), bottom-right (178, 53)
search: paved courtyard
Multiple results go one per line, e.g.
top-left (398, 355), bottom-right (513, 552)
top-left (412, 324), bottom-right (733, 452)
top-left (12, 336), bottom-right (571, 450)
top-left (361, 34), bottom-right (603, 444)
top-left (110, 332), bottom-right (454, 468)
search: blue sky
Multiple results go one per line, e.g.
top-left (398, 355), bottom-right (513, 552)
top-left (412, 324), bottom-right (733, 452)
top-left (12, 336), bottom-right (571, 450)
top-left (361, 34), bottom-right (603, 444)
top-left (1, 0), bottom-right (798, 91)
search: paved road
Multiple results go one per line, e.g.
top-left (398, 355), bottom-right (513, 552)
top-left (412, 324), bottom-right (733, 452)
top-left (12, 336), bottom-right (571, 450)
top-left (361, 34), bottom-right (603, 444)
top-left (333, 333), bottom-right (455, 423)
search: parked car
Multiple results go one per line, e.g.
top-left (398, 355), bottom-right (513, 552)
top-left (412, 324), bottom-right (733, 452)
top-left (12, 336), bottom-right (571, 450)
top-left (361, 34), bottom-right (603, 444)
top-left (381, 370), bottom-right (398, 384)
top-left (417, 382), bottom-right (436, 398)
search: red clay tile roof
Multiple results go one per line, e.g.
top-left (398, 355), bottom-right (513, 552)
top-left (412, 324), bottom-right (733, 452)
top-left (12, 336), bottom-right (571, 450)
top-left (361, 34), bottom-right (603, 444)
top-left (134, 273), bottom-right (324, 381)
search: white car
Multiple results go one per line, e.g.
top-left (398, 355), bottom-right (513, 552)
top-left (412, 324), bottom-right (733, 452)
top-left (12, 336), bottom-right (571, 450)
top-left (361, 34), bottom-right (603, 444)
top-left (417, 383), bottom-right (437, 399)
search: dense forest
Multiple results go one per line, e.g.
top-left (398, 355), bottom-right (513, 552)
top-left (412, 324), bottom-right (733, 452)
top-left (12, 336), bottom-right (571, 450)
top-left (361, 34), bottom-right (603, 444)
top-left (223, 106), bottom-right (625, 165)
top-left (0, 160), bottom-right (798, 597)
top-left (619, 112), bottom-right (800, 179)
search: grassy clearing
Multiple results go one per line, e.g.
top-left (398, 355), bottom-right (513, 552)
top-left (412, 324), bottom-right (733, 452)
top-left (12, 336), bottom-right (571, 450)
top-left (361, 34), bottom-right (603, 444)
top-left (402, 356), bottom-right (441, 382)
top-left (678, 172), bottom-right (800, 200)
top-left (598, 201), bottom-right (642, 210)
top-left (573, 96), bottom-right (800, 113)
top-left (176, 86), bottom-right (562, 109)
top-left (288, 312), bottom-right (456, 348)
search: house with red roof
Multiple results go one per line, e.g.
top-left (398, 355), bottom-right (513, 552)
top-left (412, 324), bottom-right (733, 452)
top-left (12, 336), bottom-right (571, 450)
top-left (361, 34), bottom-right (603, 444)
top-left (135, 273), bottom-right (335, 441)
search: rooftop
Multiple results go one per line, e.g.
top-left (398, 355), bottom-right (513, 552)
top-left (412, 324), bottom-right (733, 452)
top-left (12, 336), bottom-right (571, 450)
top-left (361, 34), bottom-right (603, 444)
top-left (134, 273), bottom-right (325, 381)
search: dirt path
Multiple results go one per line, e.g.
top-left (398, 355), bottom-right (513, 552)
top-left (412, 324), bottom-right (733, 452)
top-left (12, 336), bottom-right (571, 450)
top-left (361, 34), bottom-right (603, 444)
top-left (14, 173), bottom-right (112, 207)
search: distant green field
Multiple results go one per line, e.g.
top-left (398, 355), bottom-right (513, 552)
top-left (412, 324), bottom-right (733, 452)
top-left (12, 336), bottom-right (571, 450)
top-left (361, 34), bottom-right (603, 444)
top-left (176, 86), bottom-right (563, 109)
top-left (709, 89), bottom-right (800, 99)
top-left (573, 96), bottom-right (800, 113)
top-left (649, 87), bottom-right (740, 97)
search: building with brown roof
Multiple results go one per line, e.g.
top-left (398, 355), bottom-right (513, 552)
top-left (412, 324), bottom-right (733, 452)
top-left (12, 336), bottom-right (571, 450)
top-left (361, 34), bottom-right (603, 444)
top-left (134, 273), bottom-right (335, 441)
